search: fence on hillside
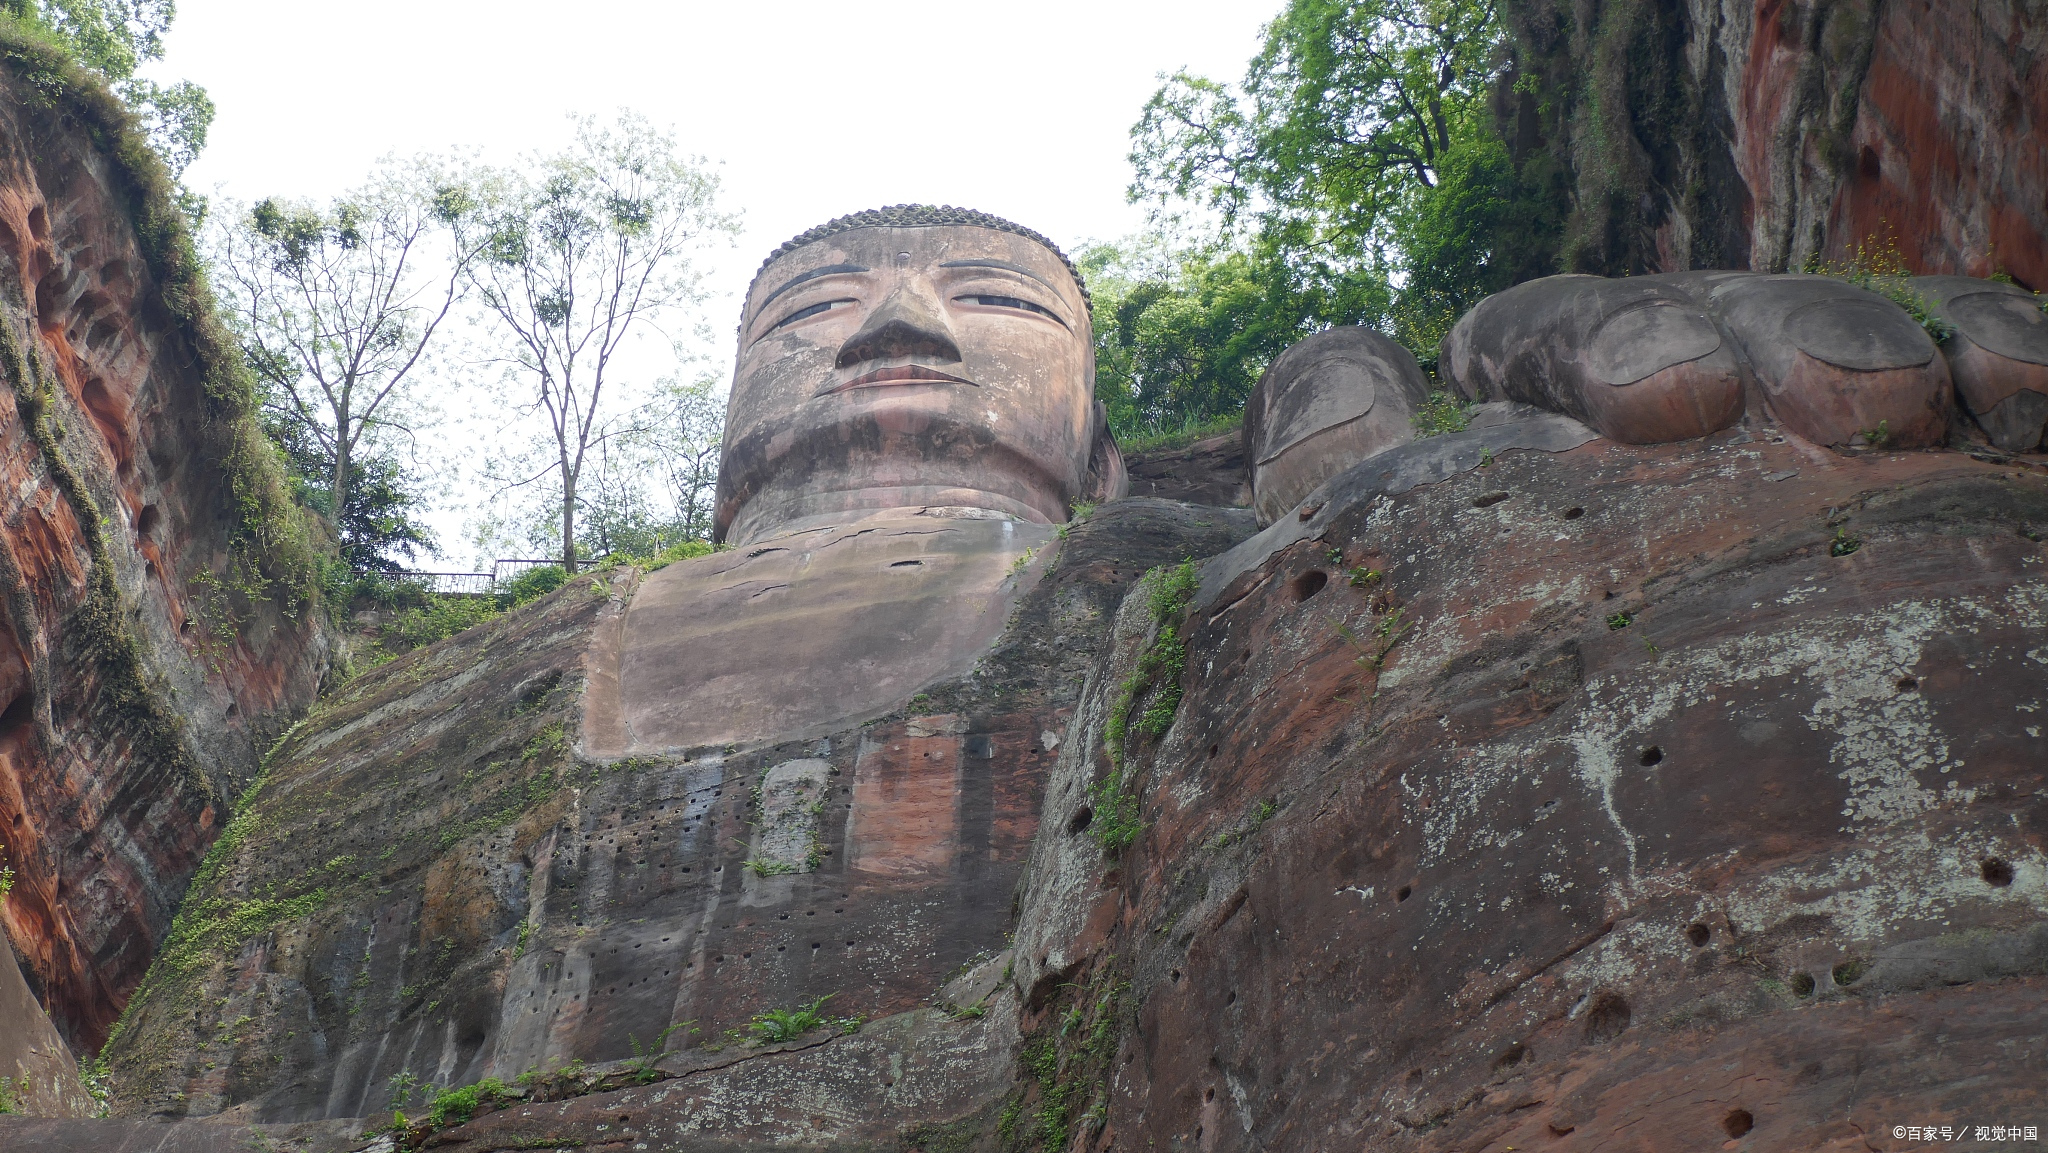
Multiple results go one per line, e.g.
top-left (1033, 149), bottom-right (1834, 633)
top-left (355, 559), bottom-right (559, 598)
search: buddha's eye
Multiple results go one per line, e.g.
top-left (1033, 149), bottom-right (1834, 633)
top-left (958, 294), bottom-right (1062, 322)
top-left (772, 299), bottom-right (853, 330)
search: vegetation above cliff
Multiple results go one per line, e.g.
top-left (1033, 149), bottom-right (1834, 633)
top-left (1099, 0), bottom-right (1566, 438)
top-left (0, 0), bottom-right (212, 177)
top-left (0, 19), bottom-right (320, 615)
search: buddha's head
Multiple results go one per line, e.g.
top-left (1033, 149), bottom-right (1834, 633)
top-left (715, 205), bottom-right (1125, 545)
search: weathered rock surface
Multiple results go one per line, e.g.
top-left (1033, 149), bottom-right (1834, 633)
top-left (585, 514), bottom-right (1055, 755)
top-left (1013, 415), bottom-right (2048, 1149)
top-left (18, 416), bottom-right (2046, 1150)
top-left (82, 499), bottom-right (1250, 1144)
top-left (0, 37), bottom-right (326, 1099)
top-left (2, 939), bottom-right (95, 1115)
top-left (12, 8), bottom-right (2048, 1143)
top-left (1503, 0), bottom-right (2048, 285)
top-left (1121, 433), bottom-right (1248, 510)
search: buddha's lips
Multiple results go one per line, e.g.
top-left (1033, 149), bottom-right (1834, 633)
top-left (822, 365), bottom-right (978, 394)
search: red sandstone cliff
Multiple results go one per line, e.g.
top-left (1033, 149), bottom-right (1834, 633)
top-left (0, 30), bottom-right (328, 1103)
top-left (1508, 0), bottom-right (2048, 285)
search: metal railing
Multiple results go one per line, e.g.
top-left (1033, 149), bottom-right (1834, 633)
top-left (356, 559), bottom-right (561, 598)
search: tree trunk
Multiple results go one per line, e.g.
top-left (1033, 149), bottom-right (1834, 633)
top-left (560, 464), bottom-right (577, 574)
top-left (331, 423), bottom-right (352, 534)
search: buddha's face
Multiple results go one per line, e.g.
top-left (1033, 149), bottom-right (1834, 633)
top-left (717, 225), bottom-right (1099, 544)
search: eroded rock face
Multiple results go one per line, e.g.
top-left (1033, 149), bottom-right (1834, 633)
top-left (1122, 432), bottom-right (1248, 509)
top-left (96, 499), bottom-right (1252, 1137)
top-left (1242, 326), bottom-right (1430, 526)
top-left (585, 513), bottom-right (1055, 755)
top-left (1013, 415), bottom-right (2048, 1148)
top-left (0, 52), bottom-right (326, 1082)
top-left (1504, 0), bottom-right (2048, 285)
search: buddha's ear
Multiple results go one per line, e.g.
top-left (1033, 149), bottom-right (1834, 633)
top-left (1082, 400), bottom-right (1128, 506)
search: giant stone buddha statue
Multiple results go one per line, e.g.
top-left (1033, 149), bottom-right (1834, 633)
top-left (585, 206), bottom-right (1126, 756)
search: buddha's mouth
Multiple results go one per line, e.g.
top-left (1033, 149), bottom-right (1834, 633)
top-left (819, 365), bottom-right (978, 395)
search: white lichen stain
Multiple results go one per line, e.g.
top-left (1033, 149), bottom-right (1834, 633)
top-left (1449, 583), bottom-right (2048, 1006)
top-left (1418, 584), bottom-right (2048, 901)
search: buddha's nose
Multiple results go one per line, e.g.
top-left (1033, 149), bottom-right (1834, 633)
top-left (835, 284), bottom-right (962, 368)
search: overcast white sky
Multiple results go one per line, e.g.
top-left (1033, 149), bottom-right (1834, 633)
top-left (148, 0), bottom-right (1280, 563)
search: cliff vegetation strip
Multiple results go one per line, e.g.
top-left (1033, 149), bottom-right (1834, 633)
top-left (0, 310), bottom-right (206, 796)
top-left (0, 17), bottom-right (321, 613)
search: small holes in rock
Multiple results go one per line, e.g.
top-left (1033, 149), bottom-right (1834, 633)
top-left (1639, 746), bottom-right (1663, 767)
top-left (1204, 1088), bottom-right (1215, 1103)
top-left (889, 559), bottom-right (923, 567)
top-left (1067, 807), bottom-right (1094, 835)
top-left (1396, 885), bottom-right (1412, 903)
top-left (1169, 968), bottom-right (1181, 983)
top-left (1289, 570), bottom-right (1329, 602)
top-left (1473, 491), bottom-right (1511, 508)
top-left (1563, 507), bottom-right (1584, 520)
top-left (1790, 972), bottom-right (1815, 997)
top-left (1208, 744), bottom-right (1219, 758)
top-left (1492, 1042), bottom-right (1526, 1068)
top-left (1896, 675), bottom-right (1918, 692)
top-left (1831, 959), bottom-right (1863, 986)
top-left (1581, 991), bottom-right (1631, 1042)
top-left (136, 504), bottom-right (160, 537)
top-left (1224, 990), bottom-right (1237, 1006)
top-left (1723, 1109), bottom-right (1754, 1138)
top-left (1686, 923), bottom-right (1710, 947)
top-left (1982, 857), bottom-right (2016, 887)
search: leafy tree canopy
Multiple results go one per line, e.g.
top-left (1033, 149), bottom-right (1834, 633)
top-left (1121, 0), bottom-right (1566, 394)
top-left (1082, 233), bottom-right (1385, 443)
top-left (265, 404), bottom-right (436, 571)
top-left (0, 0), bottom-right (213, 177)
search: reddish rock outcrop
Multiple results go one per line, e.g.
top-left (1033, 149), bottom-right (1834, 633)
top-left (1507, 0), bottom-right (2048, 284)
top-left (1013, 420), bottom-right (2048, 1149)
top-left (85, 499), bottom-right (1249, 1138)
top-left (1122, 433), bottom-right (1249, 509)
top-left (0, 36), bottom-right (327, 1092)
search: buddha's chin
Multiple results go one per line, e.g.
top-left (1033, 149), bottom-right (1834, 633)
top-left (720, 438), bottom-right (1078, 544)
top-left (722, 479), bottom-right (1062, 546)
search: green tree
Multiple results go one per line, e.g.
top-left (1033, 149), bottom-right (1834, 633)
top-left (1082, 236), bottom-right (1385, 440)
top-left (1132, 0), bottom-right (1501, 236)
top-left (453, 112), bottom-right (736, 573)
top-left (266, 410), bottom-right (436, 570)
top-left (211, 165), bottom-right (483, 532)
top-left (1127, 0), bottom-right (1560, 366)
top-left (484, 375), bottom-right (723, 564)
top-left (0, 0), bottom-right (213, 177)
